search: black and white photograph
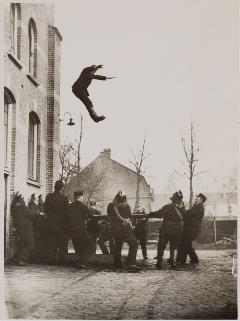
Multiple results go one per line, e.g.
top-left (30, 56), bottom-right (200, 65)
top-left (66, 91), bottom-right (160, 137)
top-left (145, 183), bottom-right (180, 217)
top-left (1, 0), bottom-right (238, 319)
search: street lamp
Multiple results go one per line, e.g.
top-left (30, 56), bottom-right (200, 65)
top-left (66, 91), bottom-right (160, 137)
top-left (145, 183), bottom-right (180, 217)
top-left (59, 112), bottom-right (75, 126)
top-left (59, 111), bottom-right (83, 173)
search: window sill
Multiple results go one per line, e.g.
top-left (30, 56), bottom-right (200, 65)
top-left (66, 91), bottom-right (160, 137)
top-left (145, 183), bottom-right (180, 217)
top-left (7, 52), bottom-right (23, 69)
top-left (27, 178), bottom-right (41, 188)
top-left (27, 73), bottom-right (40, 87)
top-left (4, 166), bottom-right (11, 175)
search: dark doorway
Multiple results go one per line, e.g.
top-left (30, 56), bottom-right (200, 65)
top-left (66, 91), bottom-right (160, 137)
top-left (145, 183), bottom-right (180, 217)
top-left (4, 174), bottom-right (8, 258)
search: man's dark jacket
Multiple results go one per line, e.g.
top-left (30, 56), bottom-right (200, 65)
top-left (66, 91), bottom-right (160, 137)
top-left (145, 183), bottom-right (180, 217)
top-left (44, 191), bottom-right (68, 233)
top-left (182, 203), bottom-right (204, 239)
top-left (12, 203), bottom-right (34, 236)
top-left (107, 202), bottom-right (132, 226)
top-left (87, 208), bottom-right (101, 235)
top-left (149, 203), bottom-right (185, 227)
top-left (67, 201), bottom-right (90, 237)
top-left (72, 67), bottom-right (106, 96)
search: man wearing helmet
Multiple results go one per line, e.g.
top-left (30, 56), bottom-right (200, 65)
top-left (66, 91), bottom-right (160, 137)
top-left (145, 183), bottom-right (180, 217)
top-left (107, 190), bottom-right (139, 272)
top-left (148, 191), bottom-right (185, 269)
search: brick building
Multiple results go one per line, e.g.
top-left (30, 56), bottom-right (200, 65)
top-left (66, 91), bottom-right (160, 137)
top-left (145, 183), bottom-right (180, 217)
top-left (3, 3), bottom-right (62, 258)
top-left (65, 148), bottom-right (153, 214)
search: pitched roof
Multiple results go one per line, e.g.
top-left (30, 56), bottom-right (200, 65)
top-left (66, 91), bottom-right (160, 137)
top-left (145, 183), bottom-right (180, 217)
top-left (78, 153), bottom-right (150, 187)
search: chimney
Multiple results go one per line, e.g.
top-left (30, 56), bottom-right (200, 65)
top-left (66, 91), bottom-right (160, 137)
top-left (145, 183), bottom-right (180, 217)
top-left (100, 148), bottom-right (111, 158)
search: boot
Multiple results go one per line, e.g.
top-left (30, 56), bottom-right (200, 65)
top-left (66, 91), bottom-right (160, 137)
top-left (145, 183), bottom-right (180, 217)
top-left (155, 257), bottom-right (163, 270)
top-left (126, 265), bottom-right (141, 272)
top-left (169, 249), bottom-right (176, 268)
top-left (86, 105), bottom-right (106, 123)
top-left (94, 115), bottom-right (106, 123)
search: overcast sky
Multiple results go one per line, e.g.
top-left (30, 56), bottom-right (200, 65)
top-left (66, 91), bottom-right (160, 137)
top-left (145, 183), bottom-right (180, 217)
top-left (55, 0), bottom-right (239, 195)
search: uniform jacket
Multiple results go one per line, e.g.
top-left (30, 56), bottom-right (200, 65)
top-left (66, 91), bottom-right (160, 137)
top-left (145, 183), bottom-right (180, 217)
top-left (183, 203), bottom-right (205, 239)
top-left (149, 203), bottom-right (185, 230)
top-left (72, 67), bottom-right (107, 96)
top-left (67, 200), bottom-right (90, 236)
top-left (107, 201), bottom-right (135, 241)
top-left (87, 208), bottom-right (101, 235)
top-left (44, 191), bottom-right (68, 232)
top-left (12, 203), bottom-right (34, 236)
top-left (133, 217), bottom-right (147, 233)
top-left (148, 203), bottom-right (185, 233)
top-left (107, 202), bottom-right (132, 226)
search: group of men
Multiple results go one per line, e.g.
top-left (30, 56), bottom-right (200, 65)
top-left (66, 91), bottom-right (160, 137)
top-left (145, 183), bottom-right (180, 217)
top-left (10, 179), bottom-right (206, 272)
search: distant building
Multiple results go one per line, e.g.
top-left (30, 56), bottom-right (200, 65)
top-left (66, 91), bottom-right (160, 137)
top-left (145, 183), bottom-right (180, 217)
top-left (65, 148), bottom-right (153, 214)
top-left (3, 3), bottom-right (62, 257)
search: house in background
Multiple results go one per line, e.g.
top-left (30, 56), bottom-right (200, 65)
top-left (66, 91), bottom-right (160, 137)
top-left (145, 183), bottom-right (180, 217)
top-left (3, 3), bottom-right (62, 258)
top-left (65, 148), bottom-right (153, 214)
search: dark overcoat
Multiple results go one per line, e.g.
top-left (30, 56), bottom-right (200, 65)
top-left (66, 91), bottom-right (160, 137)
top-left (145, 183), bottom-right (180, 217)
top-left (44, 191), bottom-right (68, 233)
top-left (67, 201), bottom-right (89, 237)
top-left (182, 203), bottom-right (204, 239)
top-left (72, 67), bottom-right (107, 96)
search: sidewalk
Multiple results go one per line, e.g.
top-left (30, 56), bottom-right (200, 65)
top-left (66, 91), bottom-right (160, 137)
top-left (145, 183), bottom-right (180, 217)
top-left (4, 249), bottom-right (237, 319)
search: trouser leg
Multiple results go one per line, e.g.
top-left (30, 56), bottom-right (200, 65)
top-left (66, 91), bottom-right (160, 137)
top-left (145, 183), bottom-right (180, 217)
top-left (58, 234), bottom-right (68, 264)
top-left (188, 239), bottom-right (199, 262)
top-left (76, 91), bottom-right (99, 121)
top-left (18, 234), bottom-right (35, 262)
top-left (157, 230), bottom-right (167, 263)
top-left (12, 232), bottom-right (21, 261)
top-left (89, 231), bottom-right (98, 253)
top-left (72, 233), bottom-right (95, 264)
top-left (48, 233), bottom-right (58, 264)
top-left (113, 236), bottom-right (123, 267)
top-left (139, 232), bottom-right (147, 258)
top-left (178, 238), bottom-right (189, 263)
top-left (127, 239), bottom-right (138, 266)
top-left (176, 238), bottom-right (184, 262)
top-left (83, 233), bottom-right (95, 263)
top-left (169, 242), bottom-right (177, 266)
top-left (98, 232), bottom-right (110, 254)
top-left (109, 235), bottom-right (115, 255)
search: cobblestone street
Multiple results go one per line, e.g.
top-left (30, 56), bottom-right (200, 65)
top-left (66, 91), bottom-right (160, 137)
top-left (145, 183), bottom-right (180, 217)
top-left (4, 249), bottom-right (237, 319)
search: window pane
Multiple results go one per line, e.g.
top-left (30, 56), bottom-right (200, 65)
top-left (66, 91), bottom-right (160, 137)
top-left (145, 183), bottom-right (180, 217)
top-left (4, 101), bottom-right (8, 165)
top-left (29, 24), bottom-right (34, 74)
top-left (28, 119), bottom-right (34, 177)
top-left (10, 5), bottom-right (15, 53)
top-left (28, 113), bottom-right (39, 179)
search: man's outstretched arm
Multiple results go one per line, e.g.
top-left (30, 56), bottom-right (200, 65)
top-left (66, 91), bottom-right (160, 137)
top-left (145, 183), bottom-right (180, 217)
top-left (92, 74), bottom-right (116, 80)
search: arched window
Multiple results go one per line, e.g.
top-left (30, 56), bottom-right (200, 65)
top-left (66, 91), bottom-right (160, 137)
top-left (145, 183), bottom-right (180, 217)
top-left (4, 88), bottom-right (16, 167)
top-left (28, 19), bottom-right (37, 77)
top-left (10, 4), bottom-right (21, 58)
top-left (28, 112), bottom-right (40, 179)
top-left (4, 98), bottom-right (9, 166)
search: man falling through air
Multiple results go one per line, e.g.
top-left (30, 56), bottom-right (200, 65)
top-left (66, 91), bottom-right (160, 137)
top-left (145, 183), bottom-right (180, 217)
top-left (72, 65), bottom-right (115, 123)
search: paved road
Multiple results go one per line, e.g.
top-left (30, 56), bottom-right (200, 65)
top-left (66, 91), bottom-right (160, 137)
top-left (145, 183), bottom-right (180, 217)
top-left (4, 249), bottom-right (237, 319)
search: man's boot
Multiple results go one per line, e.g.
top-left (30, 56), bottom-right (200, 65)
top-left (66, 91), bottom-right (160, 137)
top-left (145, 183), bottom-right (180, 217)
top-left (169, 249), bottom-right (176, 268)
top-left (94, 115), bottom-right (106, 122)
top-left (155, 258), bottom-right (163, 270)
top-left (87, 105), bottom-right (106, 122)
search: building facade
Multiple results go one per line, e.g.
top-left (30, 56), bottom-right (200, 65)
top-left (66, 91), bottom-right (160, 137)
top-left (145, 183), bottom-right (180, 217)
top-left (3, 3), bottom-right (62, 257)
top-left (65, 149), bottom-right (153, 214)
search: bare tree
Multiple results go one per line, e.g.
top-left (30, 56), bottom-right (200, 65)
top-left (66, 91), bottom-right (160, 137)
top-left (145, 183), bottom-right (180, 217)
top-left (175, 122), bottom-right (207, 208)
top-left (130, 136), bottom-right (151, 212)
top-left (78, 165), bottom-right (106, 205)
top-left (59, 141), bottom-right (78, 188)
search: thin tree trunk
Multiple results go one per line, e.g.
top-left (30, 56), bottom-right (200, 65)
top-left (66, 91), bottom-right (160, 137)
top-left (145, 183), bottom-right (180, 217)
top-left (134, 172), bottom-right (140, 213)
top-left (189, 174), bottom-right (193, 209)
